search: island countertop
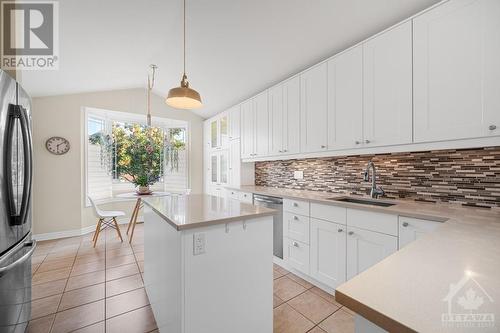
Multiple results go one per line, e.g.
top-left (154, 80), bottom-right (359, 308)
top-left (142, 193), bottom-right (276, 231)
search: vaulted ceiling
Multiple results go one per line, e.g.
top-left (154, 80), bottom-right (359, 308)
top-left (20, 0), bottom-right (440, 118)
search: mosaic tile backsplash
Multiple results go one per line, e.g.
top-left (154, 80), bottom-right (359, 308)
top-left (255, 147), bottom-right (500, 208)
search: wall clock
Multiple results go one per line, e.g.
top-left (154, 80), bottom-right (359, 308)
top-left (46, 136), bottom-right (70, 155)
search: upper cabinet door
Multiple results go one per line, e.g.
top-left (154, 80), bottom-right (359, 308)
top-left (240, 100), bottom-right (254, 159)
top-left (228, 105), bottom-right (241, 140)
top-left (210, 118), bottom-right (219, 149)
top-left (254, 91), bottom-right (269, 157)
top-left (413, 0), bottom-right (500, 142)
top-left (327, 46), bottom-right (364, 150)
top-left (219, 112), bottom-right (229, 148)
top-left (363, 21), bottom-right (413, 147)
top-left (300, 63), bottom-right (328, 153)
top-left (269, 84), bottom-right (284, 155)
top-left (283, 76), bottom-right (300, 155)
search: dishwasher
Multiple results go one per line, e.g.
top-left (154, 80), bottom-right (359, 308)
top-left (253, 194), bottom-right (283, 259)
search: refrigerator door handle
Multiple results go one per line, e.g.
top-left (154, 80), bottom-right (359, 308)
top-left (4, 104), bottom-right (32, 225)
top-left (0, 239), bottom-right (36, 277)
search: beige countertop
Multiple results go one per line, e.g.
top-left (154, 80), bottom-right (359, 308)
top-left (142, 193), bottom-right (275, 231)
top-left (228, 185), bottom-right (500, 333)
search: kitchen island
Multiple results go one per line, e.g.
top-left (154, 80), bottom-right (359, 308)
top-left (142, 194), bottom-right (275, 333)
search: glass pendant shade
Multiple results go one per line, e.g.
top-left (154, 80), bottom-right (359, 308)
top-left (165, 74), bottom-right (202, 110)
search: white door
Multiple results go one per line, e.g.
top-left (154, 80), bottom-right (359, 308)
top-left (363, 21), bottom-right (413, 147)
top-left (228, 140), bottom-right (241, 187)
top-left (413, 0), bottom-right (500, 142)
top-left (399, 217), bottom-right (439, 249)
top-left (300, 63), bottom-right (328, 153)
top-left (310, 219), bottom-right (346, 289)
top-left (254, 91), bottom-right (269, 157)
top-left (228, 105), bottom-right (241, 140)
top-left (346, 226), bottom-right (397, 280)
top-left (269, 84), bottom-right (284, 155)
top-left (219, 113), bottom-right (229, 149)
top-left (283, 76), bottom-right (300, 155)
top-left (240, 100), bottom-right (254, 159)
top-left (327, 46), bottom-right (363, 150)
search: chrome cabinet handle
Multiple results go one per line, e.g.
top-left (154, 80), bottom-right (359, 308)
top-left (348, 231), bottom-right (354, 236)
top-left (321, 145), bottom-right (326, 149)
top-left (293, 215), bottom-right (299, 220)
top-left (338, 228), bottom-right (343, 233)
top-left (293, 202), bottom-right (298, 207)
top-left (292, 241), bottom-right (299, 247)
top-left (489, 125), bottom-right (497, 130)
top-left (355, 141), bottom-right (360, 145)
top-left (283, 149), bottom-right (287, 152)
top-left (402, 222), bottom-right (409, 227)
top-left (365, 140), bottom-right (370, 144)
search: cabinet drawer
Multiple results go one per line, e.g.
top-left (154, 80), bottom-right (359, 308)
top-left (311, 203), bottom-right (346, 224)
top-left (238, 191), bottom-right (253, 203)
top-left (346, 209), bottom-right (398, 236)
top-left (227, 189), bottom-right (239, 200)
top-left (283, 199), bottom-right (310, 216)
top-left (284, 212), bottom-right (310, 244)
top-left (399, 216), bottom-right (440, 249)
top-left (285, 238), bottom-right (310, 275)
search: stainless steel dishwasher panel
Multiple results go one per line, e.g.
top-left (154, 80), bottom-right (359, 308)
top-left (253, 194), bottom-right (283, 259)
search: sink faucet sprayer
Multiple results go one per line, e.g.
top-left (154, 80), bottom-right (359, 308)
top-left (363, 161), bottom-right (385, 199)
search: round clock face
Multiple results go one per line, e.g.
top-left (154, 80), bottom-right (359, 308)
top-left (46, 137), bottom-right (70, 155)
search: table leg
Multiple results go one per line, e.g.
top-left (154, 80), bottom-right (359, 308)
top-left (129, 198), bottom-right (142, 244)
top-left (127, 199), bottom-right (140, 235)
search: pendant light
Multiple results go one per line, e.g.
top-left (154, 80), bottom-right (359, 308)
top-left (165, 0), bottom-right (202, 110)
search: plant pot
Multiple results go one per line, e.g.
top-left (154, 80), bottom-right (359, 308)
top-left (136, 185), bottom-right (151, 195)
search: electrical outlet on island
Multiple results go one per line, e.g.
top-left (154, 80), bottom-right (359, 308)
top-left (193, 233), bottom-right (206, 255)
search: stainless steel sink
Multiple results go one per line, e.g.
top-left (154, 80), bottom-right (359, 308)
top-left (327, 197), bottom-right (396, 207)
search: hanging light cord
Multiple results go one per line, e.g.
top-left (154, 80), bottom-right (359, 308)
top-left (183, 0), bottom-right (186, 76)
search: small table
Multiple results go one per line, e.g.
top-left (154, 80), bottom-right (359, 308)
top-left (115, 191), bottom-right (171, 243)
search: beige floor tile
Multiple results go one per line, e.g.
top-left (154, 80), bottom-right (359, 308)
top-left (72, 321), bottom-right (105, 333)
top-left (58, 283), bottom-right (105, 311)
top-left (70, 260), bottom-right (105, 276)
top-left (106, 254), bottom-right (136, 268)
top-left (31, 255), bottom-right (47, 265)
top-left (32, 279), bottom-right (67, 300)
top-left (310, 287), bottom-right (342, 307)
top-left (106, 305), bottom-right (157, 333)
top-left (26, 314), bottom-right (55, 333)
top-left (341, 306), bottom-right (356, 316)
top-left (106, 263), bottom-right (140, 281)
top-left (274, 303), bottom-right (315, 333)
top-left (134, 251), bottom-right (144, 261)
top-left (32, 267), bottom-right (72, 285)
top-left (74, 253), bottom-right (105, 265)
top-left (31, 294), bottom-right (62, 319)
top-left (274, 269), bottom-right (286, 280)
top-left (65, 270), bottom-right (105, 291)
top-left (274, 294), bottom-right (285, 308)
top-left (287, 290), bottom-right (339, 324)
top-left (106, 248), bottom-right (133, 259)
top-left (52, 300), bottom-right (105, 333)
top-left (318, 309), bottom-right (354, 333)
top-left (106, 288), bottom-right (150, 318)
top-left (308, 326), bottom-right (328, 333)
top-left (274, 264), bottom-right (290, 276)
top-left (44, 250), bottom-right (77, 262)
top-left (106, 273), bottom-right (144, 297)
top-left (77, 246), bottom-right (105, 256)
top-left (274, 276), bottom-right (306, 301)
top-left (36, 257), bottom-right (74, 273)
top-left (287, 273), bottom-right (314, 289)
top-left (137, 260), bottom-right (144, 273)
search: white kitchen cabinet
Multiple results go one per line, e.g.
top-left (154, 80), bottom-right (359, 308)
top-left (300, 63), bottom-right (328, 153)
top-left (284, 212), bottom-right (310, 244)
top-left (363, 21), bottom-right (413, 147)
top-left (254, 91), bottom-right (269, 157)
top-left (228, 105), bottom-right (241, 140)
top-left (413, 0), bottom-right (500, 142)
top-left (228, 140), bottom-right (240, 187)
top-left (208, 150), bottom-right (229, 197)
top-left (209, 112), bottom-right (229, 150)
top-left (310, 218), bottom-right (347, 289)
top-left (346, 226), bottom-right (398, 280)
top-left (269, 77), bottom-right (301, 156)
top-left (399, 217), bottom-right (440, 249)
top-left (240, 99), bottom-right (254, 159)
top-left (285, 238), bottom-right (310, 275)
top-left (238, 191), bottom-right (253, 204)
top-left (327, 46), bottom-right (364, 150)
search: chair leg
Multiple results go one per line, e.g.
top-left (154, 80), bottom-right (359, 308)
top-left (113, 217), bottom-right (123, 242)
top-left (129, 200), bottom-right (141, 244)
top-left (93, 219), bottom-right (103, 248)
top-left (92, 218), bottom-right (102, 242)
top-left (127, 199), bottom-right (140, 235)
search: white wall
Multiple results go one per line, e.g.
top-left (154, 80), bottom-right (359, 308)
top-left (32, 88), bottom-right (204, 235)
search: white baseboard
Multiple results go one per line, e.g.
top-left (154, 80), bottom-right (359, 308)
top-left (32, 217), bottom-right (141, 241)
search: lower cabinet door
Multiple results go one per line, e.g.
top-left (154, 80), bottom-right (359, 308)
top-left (286, 238), bottom-right (310, 275)
top-left (346, 227), bottom-right (397, 280)
top-left (399, 217), bottom-right (439, 249)
top-left (310, 219), bottom-right (346, 289)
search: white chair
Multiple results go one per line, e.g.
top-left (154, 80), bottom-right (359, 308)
top-left (88, 197), bottom-right (125, 247)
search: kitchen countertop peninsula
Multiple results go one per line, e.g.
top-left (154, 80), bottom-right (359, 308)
top-left (227, 185), bottom-right (500, 333)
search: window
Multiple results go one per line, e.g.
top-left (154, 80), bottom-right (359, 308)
top-left (85, 108), bottom-right (189, 203)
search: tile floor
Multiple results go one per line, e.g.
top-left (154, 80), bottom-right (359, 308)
top-left (28, 223), bottom-right (355, 333)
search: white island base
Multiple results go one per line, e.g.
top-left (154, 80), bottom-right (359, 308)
top-left (144, 205), bottom-right (273, 333)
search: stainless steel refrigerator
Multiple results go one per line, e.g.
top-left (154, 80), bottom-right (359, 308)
top-left (0, 69), bottom-right (36, 332)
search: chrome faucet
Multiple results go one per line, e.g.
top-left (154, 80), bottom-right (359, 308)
top-left (363, 161), bottom-right (385, 198)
